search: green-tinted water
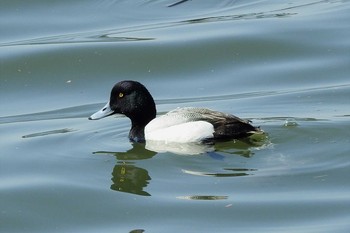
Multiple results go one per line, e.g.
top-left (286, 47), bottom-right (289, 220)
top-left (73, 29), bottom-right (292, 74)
top-left (1, 0), bottom-right (350, 232)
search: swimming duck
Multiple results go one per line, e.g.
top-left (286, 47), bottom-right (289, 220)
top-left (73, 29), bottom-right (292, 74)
top-left (89, 80), bottom-right (262, 143)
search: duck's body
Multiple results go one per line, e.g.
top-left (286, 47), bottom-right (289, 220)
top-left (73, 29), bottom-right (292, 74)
top-left (145, 107), bottom-right (258, 143)
top-left (89, 80), bottom-right (262, 143)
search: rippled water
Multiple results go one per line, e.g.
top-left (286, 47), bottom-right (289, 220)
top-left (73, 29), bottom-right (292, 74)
top-left (1, 0), bottom-right (350, 232)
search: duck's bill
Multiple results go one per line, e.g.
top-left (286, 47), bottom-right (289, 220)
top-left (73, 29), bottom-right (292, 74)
top-left (88, 102), bottom-right (114, 120)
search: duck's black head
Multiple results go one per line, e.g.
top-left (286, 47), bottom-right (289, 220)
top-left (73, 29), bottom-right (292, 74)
top-left (89, 80), bottom-right (156, 142)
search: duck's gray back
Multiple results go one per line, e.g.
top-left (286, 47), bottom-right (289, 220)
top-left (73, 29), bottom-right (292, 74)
top-left (146, 107), bottom-right (246, 131)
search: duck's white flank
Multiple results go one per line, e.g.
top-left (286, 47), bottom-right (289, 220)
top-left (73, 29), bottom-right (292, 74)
top-left (145, 120), bottom-right (214, 143)
top-left (144, 107), bottom-right (216, 143)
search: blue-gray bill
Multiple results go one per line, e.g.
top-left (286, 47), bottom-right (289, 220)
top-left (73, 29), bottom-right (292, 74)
top-left (88, 102), bottom-right (114, 120)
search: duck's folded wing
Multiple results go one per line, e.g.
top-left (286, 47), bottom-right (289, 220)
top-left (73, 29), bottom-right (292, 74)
top-left (211, 118), bottom-right (261, 139)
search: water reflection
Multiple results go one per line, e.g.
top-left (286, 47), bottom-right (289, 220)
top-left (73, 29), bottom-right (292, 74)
top-left (93, 143), bottom-right (157, 160)
top-left (145, 140), bottom-right (214, 155)
top-left (111, 163), bottom-right (151, 196)
top-left (182, 168), bottom-right (257, 177)
top-left (183, 12), bottom-right (295, 25)
top-left (22, 128), bottom-right (75, 138)
top-left (94, 144), bottom-right (156, 196)
top-left (93, 140), bottom-right (263, 196)
top-left (129, 229), bottom-right (145, 233)
top-left (177, 195), bottom-right (228, 201)
top-left (145, 134), bottom-right (267, 156)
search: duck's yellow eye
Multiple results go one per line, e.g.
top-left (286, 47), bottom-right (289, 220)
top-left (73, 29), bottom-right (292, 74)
top-left (119, 92), bottom-right (124, 98)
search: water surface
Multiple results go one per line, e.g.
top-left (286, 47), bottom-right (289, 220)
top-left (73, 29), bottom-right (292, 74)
top-left (1, 0), bottom-right (350, 232)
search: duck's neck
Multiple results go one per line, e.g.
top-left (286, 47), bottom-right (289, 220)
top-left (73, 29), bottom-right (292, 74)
top-left (128, 106), bottom-right (156, 143)
top-left (129, 124), bottom-right (146, 143)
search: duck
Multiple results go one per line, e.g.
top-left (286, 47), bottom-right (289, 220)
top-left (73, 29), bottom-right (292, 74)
top-left (89, 80), bottom-right (262, 143)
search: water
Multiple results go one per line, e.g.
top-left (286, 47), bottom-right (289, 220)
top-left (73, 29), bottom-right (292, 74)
top-left (1, 0), bottom-right (350, 232)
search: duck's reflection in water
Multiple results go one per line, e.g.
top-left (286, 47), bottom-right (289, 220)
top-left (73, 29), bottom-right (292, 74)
top-left (111, 164), bottom-right (151, 196)
top-left (94, 143), bottom-right (156, 196)
top-left (93, 136), bottom-right (268, 196)
top-left (145, 140), bottom-right (214, 155)
top-left (145, 133), bottom-right (267, 156)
